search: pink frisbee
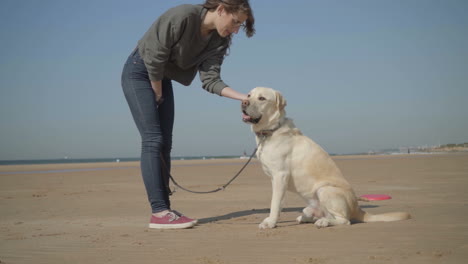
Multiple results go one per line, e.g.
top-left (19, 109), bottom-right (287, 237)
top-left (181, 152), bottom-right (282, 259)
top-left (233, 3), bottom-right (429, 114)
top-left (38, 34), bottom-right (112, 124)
top-left (360, 194), bottom-right (392, 201)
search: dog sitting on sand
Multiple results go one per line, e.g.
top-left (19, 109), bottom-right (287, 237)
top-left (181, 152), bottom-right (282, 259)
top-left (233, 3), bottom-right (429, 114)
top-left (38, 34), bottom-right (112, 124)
top-left (241, 87), bottom-right (411, 229)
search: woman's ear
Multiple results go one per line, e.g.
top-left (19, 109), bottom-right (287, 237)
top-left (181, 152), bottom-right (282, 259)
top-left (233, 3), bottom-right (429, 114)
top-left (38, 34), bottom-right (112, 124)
top-left (217, 5), bottom-right (224, 16)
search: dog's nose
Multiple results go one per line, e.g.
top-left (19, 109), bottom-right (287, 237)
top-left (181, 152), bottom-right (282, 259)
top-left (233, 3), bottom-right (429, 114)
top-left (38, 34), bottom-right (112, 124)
top-left (242, 99), bottom-right (249, 107)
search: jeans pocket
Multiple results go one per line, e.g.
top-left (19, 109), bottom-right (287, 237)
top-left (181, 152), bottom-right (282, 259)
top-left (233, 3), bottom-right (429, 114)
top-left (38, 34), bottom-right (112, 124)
top-left (124, 48), bottom-right (144, 66)
top-left (132, 50), bottom-right (146, 65)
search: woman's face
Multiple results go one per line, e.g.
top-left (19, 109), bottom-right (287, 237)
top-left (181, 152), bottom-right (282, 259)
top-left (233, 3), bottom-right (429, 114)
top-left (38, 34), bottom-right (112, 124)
top-left (216, 7), bottom-right (247, 37)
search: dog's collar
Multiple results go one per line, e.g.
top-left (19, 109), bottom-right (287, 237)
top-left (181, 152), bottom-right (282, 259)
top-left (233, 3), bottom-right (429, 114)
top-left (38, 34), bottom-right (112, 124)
top-left (255, 123), bottom-right (282, 138)
top-left (255, 130), bottom-right (274, 137)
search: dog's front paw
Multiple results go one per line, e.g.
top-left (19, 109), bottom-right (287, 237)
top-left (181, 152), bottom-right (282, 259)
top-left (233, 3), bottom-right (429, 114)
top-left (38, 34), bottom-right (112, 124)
top-left (259, 217), bottom-right (277, 229)
top-left (314, 218), bottom-right (329, 228)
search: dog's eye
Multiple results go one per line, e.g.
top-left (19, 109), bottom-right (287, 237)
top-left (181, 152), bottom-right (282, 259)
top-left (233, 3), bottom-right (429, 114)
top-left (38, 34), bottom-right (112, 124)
top-left (258, 96), bottom-right (266, 101)
top-left (247, 94), bottom-right (251, 98)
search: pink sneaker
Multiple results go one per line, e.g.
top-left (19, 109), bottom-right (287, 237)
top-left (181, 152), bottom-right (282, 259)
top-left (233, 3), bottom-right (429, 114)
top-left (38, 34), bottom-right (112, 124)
top-left (149, 211), bottom-right (197, 229)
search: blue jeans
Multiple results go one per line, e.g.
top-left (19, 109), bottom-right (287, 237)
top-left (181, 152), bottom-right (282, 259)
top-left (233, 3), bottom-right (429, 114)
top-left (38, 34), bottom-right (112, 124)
top-left (121, 48), bottom-right (174, 213)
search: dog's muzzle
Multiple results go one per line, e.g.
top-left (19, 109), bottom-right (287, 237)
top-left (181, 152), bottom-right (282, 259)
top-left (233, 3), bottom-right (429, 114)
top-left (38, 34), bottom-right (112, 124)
top-left (241, 100), bottom-right (261, 124)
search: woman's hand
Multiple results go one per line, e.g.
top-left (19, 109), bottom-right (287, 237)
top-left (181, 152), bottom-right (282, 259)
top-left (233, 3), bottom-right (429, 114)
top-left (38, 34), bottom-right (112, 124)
top-left (220, 87), bottom-right (248, 101)
top-left (151, 80), bottom-right (164, 105)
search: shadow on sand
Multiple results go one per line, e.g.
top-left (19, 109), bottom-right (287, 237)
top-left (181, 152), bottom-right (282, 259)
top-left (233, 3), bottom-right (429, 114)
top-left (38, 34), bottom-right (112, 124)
top-left (198, 204), bottom-right (379, 224)
top-left (198, 207), bottom-right (302, 224)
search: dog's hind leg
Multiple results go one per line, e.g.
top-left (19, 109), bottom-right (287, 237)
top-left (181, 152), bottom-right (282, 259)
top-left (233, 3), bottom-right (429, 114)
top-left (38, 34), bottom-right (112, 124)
top-left (296, 199), bottom-right (324, 224)
top-left (314, 215), bottom-right (350, 228)
top-left (314, 186), bottom-right (351, 228)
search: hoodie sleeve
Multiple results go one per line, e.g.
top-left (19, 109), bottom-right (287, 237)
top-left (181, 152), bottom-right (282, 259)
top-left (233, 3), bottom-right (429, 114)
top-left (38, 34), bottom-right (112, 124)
top-left (198, 45), bottom-right (229, 95)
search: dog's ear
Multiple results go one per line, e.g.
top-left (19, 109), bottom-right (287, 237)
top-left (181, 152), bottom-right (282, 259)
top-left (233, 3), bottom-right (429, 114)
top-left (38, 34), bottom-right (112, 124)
top-left (275, 91), bottom-right (287, 111)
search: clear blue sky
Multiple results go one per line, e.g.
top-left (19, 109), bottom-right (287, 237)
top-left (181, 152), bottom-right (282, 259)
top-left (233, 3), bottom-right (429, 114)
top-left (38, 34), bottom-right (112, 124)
top-left (1, 0), bottom-right (467, 160)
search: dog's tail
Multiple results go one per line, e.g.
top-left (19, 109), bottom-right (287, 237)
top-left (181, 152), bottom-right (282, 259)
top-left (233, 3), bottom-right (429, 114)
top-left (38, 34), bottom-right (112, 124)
top-left (357, 196), bottom-right (370, 202)
top-left (357, 209), bottom-right (411, 223)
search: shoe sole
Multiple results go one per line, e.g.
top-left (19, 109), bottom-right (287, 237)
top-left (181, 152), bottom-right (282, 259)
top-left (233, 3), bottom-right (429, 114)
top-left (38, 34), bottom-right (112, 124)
top-left (149, 220), bottom-right (197, 229)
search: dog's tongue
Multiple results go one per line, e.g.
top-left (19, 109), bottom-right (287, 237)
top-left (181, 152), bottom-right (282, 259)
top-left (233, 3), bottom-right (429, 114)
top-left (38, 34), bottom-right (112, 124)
top-left (242, 113), bottom-right (251, 121)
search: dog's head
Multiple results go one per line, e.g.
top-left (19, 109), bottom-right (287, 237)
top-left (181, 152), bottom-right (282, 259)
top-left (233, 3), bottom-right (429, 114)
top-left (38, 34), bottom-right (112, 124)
top-left (241, 87), bottom-right (287, 131)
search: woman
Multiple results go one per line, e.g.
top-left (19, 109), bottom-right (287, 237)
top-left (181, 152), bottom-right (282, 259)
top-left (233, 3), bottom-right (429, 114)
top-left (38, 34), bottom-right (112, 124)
top-left (121, 0), bottom-right (255, 229)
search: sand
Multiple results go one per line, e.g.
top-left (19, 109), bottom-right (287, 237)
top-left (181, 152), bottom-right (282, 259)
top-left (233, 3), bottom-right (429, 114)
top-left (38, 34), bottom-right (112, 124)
top-left (1, 153), bottom-right (467, 264)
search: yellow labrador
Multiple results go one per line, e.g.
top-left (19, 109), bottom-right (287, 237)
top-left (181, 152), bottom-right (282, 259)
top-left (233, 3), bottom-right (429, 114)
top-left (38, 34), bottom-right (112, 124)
top-left (241, 87), bottom-right (411, 229)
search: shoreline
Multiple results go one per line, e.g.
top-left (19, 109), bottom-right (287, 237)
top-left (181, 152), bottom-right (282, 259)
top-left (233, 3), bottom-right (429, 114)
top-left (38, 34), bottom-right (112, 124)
top-left (1, 152), bottom-right (467, 175)
top-left (2, 150), bottom-right (466, 166)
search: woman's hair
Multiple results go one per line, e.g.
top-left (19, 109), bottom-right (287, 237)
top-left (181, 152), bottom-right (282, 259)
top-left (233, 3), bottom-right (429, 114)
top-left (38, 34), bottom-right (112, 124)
top-left (203, 0), bottom-right (256, 38)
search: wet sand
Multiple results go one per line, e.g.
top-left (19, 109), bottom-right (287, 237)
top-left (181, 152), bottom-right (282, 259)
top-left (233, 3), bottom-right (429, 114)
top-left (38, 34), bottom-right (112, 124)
top-left (1, 154), bottom-right (467, 264)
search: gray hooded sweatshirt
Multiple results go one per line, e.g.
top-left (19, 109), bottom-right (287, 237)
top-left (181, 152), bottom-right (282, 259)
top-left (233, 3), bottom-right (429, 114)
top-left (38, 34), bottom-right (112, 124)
top-left (137, 4), bottom-right (230, 95)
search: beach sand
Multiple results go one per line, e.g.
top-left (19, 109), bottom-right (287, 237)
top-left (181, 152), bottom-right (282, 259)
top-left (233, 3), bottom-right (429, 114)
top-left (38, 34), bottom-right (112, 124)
top-left (1, 154), bottom-right (467, 264)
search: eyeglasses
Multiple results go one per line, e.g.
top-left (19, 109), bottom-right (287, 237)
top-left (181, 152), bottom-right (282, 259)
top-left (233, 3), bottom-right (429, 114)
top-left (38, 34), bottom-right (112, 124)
top-left (231, 14), bottom-right (246, 29)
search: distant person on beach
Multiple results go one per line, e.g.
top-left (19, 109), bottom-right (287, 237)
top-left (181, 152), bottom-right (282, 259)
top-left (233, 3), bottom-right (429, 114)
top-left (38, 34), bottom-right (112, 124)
top-left (121, 0), bottom-right (255, 229)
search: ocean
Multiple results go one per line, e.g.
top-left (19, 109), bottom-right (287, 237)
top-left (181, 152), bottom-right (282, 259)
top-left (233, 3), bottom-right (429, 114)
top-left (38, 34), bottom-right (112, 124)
top-left (3, 150), bottom-right (445, 166)
top-left (0, 155), bottom-right (246, 166)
